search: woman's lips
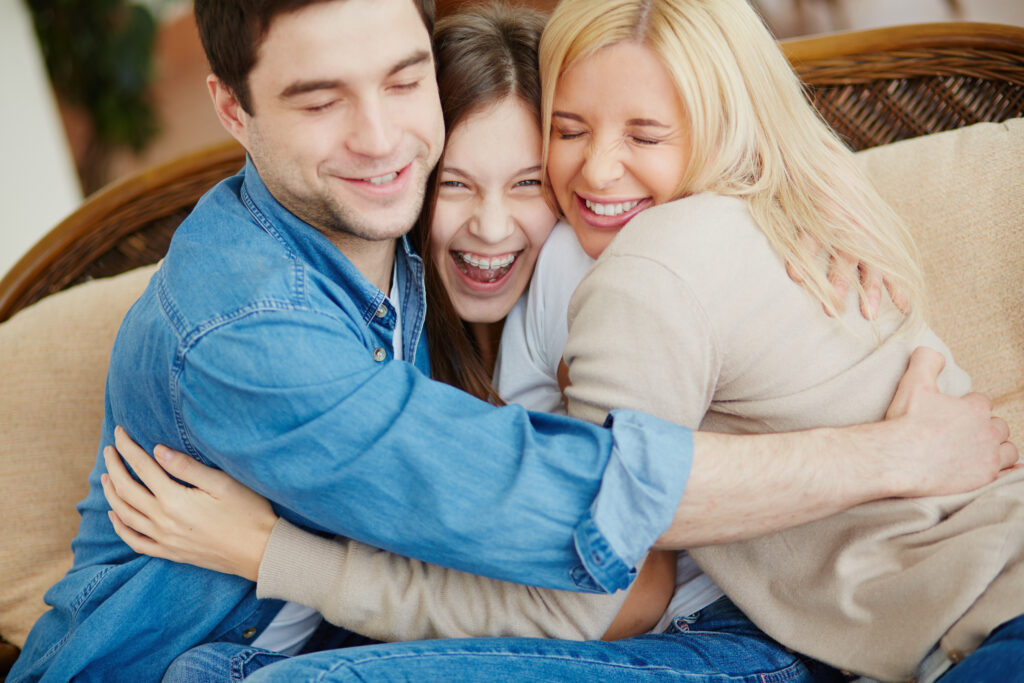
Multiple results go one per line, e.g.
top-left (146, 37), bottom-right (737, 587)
top-left (575, 194), bottom-right (652, 229)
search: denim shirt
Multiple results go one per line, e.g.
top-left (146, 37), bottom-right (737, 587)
top-left (11, 160), bottom-right (693, 682)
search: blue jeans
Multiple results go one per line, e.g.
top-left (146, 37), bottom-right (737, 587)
top-left (938, 613), bottom-right (1024, 682)
top-left (163, 597), bottom-right (843, 683)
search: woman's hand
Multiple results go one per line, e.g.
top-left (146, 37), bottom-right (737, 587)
top-left (101, 426), bottom-right (278, 581)
top-left (786, 232), bottom-right (909, 319)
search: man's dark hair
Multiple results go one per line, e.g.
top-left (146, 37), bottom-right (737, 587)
top-left (194, 0), bottom-right (436, 114)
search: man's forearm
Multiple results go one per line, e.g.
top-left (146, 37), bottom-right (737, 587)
top-left (656, 424), bottom-right (899, 548)
top-left (657, 378), bottom-right (1015, 550)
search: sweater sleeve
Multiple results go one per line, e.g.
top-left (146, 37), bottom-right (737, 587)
top-left (257, 518), bottom-right (628, 642)
top-left (564, 251), bottom-right (719, 429)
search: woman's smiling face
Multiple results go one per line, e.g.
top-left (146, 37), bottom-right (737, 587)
top-left (546, 41), bottom-right (691, 259)
top-left (430, 97), bottom-right (557, 323)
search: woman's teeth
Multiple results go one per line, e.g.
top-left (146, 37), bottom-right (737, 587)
top-left (366, 172), bottom-right (399, 185)
top-left (584, 199), bottom-right (640, 216)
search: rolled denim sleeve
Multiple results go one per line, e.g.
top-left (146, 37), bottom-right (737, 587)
top-left (173, 308), bottom-right (692, 593)
top-left (573, 410), bottom-right (693, 592)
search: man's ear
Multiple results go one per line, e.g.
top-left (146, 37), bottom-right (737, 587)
top-left (208, 74), bottom-right (250, 147)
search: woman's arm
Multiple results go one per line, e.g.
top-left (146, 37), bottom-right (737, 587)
top-left (101, 429), bottom-right (629, 642)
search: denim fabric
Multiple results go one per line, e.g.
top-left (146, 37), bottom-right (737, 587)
top-left (162, 623), bottom-right (379, 683)
top-left (171, 597), bottom-right (841, 683)
top-left (10, 159), bottom-right (693, 682)
top-left (938, 614), bottom-right (1024, 683)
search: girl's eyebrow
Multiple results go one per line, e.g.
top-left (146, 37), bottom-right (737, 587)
top-left (440, 167), bottom-right (472, 179)
top-left (443, 165), bottom-right (543, 179)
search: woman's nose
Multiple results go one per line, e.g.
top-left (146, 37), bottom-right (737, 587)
top-left (580, 139), bottom-right (624, 190)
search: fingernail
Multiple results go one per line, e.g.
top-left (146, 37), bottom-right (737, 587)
top-left (154, 445), bottom-right (171, 465)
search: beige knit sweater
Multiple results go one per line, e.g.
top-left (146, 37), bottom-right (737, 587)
top-left (564, 192), bottom-right (1024, 682)
top-left (257, 518), bottom-right (628, 642)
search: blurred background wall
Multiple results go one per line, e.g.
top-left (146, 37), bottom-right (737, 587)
top-left (1, 1), bottom-right (83, 281)
top-left (4, 0), bottom-right (1023, 281)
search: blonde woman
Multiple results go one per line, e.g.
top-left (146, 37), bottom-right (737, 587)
top-left (530, 1), bottom-right (1023, 681)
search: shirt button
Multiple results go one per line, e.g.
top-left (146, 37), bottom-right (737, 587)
top-left (948, 650), bottom-right (965, 664)
top-left (374, 303), bottom-right (388, 318)
top-left (242, 627), bottom-right (257, 639)
top-left (373, 347), bottom-right (387, 362)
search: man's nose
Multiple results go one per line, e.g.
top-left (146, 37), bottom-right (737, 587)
top-left (347, 96), bottom-right (398, 158)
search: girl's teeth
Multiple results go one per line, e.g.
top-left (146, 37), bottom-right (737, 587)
top-left (367, 172), bottom-right (399, 185)
top-left (458, 252), bottom-right (517, 270)
top-left (584, 199), bottom-right (640, 216)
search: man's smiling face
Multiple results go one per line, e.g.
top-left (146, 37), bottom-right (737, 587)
top-left (229, 0), bottom-right (445, 246)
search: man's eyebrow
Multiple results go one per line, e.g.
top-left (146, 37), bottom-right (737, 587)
top-left (389, 50), bottom-right (432, 77)
top-left (279, 50), bottom-right (433, 100)
top-left (280, 79), bottom-right (341, 100)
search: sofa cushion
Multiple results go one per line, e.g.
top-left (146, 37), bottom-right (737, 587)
top-left (855, 118), bottom-right (1024, 439)
top-left (0, 264), bottom-right (157, 648)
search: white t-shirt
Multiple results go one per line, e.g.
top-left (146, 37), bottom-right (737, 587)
top-left (494, 221), bottom-right (724, 631)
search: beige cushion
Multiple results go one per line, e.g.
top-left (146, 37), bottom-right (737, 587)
top-left (856, 118), bottom-right (1024, 439)
top-left (0, 264), bottom-right (156, 648)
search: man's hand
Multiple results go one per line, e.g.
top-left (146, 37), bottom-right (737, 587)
top-left (881, 347), bottom-right (1018, 498)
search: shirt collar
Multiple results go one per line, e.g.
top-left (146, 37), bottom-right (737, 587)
top-left (237, 157), bottom-right (424, 326)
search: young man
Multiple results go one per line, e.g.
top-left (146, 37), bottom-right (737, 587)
top-left (10, 1), bottom-right (1014, 681)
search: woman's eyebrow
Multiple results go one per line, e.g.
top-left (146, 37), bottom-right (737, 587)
top-left (552, 111), bottom-right (583, 122)
top-left (627, 118), bottom-right (669, 128)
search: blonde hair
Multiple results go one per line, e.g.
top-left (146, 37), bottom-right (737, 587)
top-left (539, 0), bottom-right (925, 321)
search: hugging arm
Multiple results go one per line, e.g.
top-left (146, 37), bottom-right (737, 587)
top-left (103, 427), bottom-right (628, 642)
top-left (565, 254), bottom-right (1016, 550)
top-left (163, 309), bottom-right (690, 593)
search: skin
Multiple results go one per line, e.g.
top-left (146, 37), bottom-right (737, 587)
top-left (547, 42), bottom-right (690, 260)
top-left (208, 0), bottom-right (444, 290)
top-left (431, 97), bottom-right (557, 365)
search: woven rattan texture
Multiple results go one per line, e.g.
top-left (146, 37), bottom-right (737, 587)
top-left (796, 48), bottom-right (1024, 150)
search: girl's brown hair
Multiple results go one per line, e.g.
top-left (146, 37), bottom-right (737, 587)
top-left (415, 2), bottom-right (547, 402)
